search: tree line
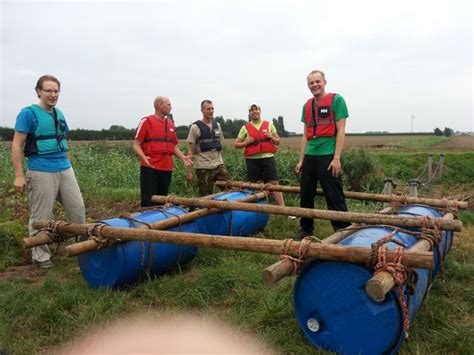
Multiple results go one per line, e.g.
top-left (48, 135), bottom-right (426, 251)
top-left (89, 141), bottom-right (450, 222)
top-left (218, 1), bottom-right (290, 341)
top-left (0, 116), bottom-right (290, 141)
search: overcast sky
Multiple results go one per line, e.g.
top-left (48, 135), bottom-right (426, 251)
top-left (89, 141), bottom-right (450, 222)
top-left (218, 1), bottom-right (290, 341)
top-left (1, 0), bottom-right (472, 134)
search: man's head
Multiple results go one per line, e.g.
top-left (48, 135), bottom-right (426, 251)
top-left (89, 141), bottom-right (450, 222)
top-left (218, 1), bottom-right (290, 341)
top-left (154, 96), bottom-right (172, 117)
top-left (35, 75), bottom-right (61, 110)
top-left (307, 70), bottom-right (327, 100)
top-left (248, 104), bottom-right (261, 121)
top-left (201, 100), bottom-right (214, 121)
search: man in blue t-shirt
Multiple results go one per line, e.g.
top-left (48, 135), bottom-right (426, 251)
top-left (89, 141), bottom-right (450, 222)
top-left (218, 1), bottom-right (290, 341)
top-left (12, 75), bottom-right (85, 268)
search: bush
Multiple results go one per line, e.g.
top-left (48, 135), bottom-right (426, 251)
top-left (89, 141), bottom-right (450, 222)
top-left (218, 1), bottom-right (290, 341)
top-left (342, 149), bottom-right (379, 192)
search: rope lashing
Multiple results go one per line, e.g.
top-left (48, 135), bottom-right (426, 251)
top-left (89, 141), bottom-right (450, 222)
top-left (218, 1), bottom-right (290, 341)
top-left (33, 220), bottom-right (71, 243)
top-left (118, 213), bottom-right (152, 229)
top-left (372, 245), bottom-right (417, 339)
top-left (279, 237), bottom-right (322, 275)
top-left (420, 215), bottom-right (445, 278)
top-left (86, 223), bottom-right (113, 249)
top-left (367, 233), bottom-right (407, 268)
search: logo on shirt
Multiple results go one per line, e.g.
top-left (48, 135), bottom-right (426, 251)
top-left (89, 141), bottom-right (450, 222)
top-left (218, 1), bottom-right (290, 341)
top-left (318, 106), bottom-right (331, 118)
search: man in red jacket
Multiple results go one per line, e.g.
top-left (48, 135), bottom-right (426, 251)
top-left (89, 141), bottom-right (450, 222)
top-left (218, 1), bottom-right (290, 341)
top-left (134, 96), bottom-right (192, 207)
top-left (234, 104), bottom-right (285, 206)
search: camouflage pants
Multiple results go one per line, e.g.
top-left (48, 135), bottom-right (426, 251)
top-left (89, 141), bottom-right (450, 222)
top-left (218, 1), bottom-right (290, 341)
top-left (195, 165), bottom-right (231, 197)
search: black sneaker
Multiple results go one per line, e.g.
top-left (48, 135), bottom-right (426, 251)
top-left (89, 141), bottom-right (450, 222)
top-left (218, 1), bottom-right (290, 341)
top-left (34, 260), bottom-right (53, 269)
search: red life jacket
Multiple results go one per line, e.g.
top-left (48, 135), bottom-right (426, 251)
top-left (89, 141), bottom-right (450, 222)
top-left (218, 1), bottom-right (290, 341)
top-left (244, 120), bottom-right (277, 157)
top-left (141, 116), bottom-right (175, 155)
top-left (304, 93), bottom-right (336, 140)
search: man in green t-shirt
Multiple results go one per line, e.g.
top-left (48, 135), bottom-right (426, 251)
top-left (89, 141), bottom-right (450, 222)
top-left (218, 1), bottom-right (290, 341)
top-left (294, 70), bottom-right (350, 238)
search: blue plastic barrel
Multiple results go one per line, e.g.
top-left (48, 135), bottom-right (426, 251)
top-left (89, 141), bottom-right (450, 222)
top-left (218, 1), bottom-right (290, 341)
top-left (195, 190), bottom-right (269, 236)
top-left (293, 204), bottom-right (450, 354)
top-left (78, 206), bottom-right (198, 289)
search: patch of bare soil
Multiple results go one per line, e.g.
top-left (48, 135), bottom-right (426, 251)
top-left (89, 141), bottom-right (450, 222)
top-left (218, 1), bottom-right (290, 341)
top-left (0, 264), bottom-right (48, 281)
top-left (433, 136), bottom-right (474, 151)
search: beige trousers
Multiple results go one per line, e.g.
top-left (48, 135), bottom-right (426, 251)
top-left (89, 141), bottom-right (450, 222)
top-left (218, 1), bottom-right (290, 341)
top-left (27, 168), bottom-right (85, 262)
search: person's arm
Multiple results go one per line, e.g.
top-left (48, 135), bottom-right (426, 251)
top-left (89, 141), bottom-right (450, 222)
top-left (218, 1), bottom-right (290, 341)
top-left (173, 146), bottom-right (193, 167)
top-left (185, 142), bottom-right (194, 182)
top-left (266, 124), bottom-right (280, 146)
top-left (133, 140), bottom-right (153, 168)
top-left (12, 132), bottom-right (27, 192)
top-left (327, 119), bottom-right (346, 177)
top-left (294, 133), bottom-right (307, 174)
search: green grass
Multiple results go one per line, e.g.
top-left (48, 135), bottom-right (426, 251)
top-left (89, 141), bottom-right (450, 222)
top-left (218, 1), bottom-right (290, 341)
top-left (0, 141), bottom-right (473, 354)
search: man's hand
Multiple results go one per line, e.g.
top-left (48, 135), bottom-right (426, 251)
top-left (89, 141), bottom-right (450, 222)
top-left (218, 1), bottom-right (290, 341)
top-left (245, 137), bottom-right (255, 145)
top-left (327, 157), bottom-right (341, 177)
top-left (294, 161), bottom-right (303, 174)
top-left (143, 156), bottom-right (154, 168)
top-left (182, 156), bottom-right (193, 167)
top-left (14, 176), bottom-right (26, 193)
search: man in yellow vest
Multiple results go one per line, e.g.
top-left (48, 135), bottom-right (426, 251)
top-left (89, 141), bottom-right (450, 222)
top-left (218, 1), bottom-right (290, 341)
top-left (234, 104), bottom-right (285, 206)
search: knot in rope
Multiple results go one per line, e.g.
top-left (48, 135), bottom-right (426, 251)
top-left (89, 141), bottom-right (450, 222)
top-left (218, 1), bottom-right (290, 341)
top-left (86, 223), bottom-right (112, 249)
top-left (372, 244), bottom-right (417, 339)
top-left (34, 220), bottom-right (70, 243)
top-left (279, 237), bottom-right (321, 275)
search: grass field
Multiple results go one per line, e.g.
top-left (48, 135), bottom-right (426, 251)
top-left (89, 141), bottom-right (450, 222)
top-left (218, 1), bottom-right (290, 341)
top-left (0, 135), bottom-right (473, 354)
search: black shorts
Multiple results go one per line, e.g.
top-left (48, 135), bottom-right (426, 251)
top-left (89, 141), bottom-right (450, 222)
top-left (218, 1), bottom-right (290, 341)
top-left (245, 156), bottom-right (279, 182)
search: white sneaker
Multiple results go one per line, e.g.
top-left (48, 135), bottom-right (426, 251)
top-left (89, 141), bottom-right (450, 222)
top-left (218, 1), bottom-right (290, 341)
top-left (288, 216), bottom-right (297, 220)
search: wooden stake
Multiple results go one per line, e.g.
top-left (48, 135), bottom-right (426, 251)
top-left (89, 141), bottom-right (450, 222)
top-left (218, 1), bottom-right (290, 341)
top-left (29, 221), bottom-right (434, 269)
top-left (151, 195), bottom-right (463, 232)
top-left (365, 212), bottom-right (455, 302)
top-left (215, 180), bottom-right (468, 210)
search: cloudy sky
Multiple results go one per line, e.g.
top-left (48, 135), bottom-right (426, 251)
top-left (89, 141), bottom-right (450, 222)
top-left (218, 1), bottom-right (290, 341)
top-left (1, 0), bottom-right (472, 134)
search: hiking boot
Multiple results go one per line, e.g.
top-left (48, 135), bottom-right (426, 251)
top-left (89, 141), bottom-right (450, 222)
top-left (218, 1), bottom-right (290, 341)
top-left (34, 259), bottom-right (53, 269)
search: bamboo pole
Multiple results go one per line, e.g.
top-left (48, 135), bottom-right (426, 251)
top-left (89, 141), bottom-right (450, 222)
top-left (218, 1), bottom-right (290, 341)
top-left (151, 195), bottom-right (463, 232)
top-left (23, 192), bottom-right (268, 252)
top-left (261, 207), bottom-right (397, 285)
top-left (28, 221), bottom-right (434, 269)
top-left (365, 212), bottom-right (455, 302)
top-left (215, 180), bottom-right (468, 210)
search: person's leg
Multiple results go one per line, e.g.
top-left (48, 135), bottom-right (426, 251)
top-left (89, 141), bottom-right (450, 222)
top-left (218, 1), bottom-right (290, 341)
top-left (57, 167), bottom-right (86, 224)
top-left (195, 169), bottom-right (214, 197)
top-left (156, 170), bottom-right (172, 196)
top-left (262, 157), bottom-right (285, 206)
top-left (213, 165), bottom-right (232, 191)
top-left (140, 166), bottom-right (159, 207)
top-left (27, 170), bottom-right (58, 263)
top-left (299, 155), bottom-right (318, 235)
top-left (317, 155), bottom-right (350, 231)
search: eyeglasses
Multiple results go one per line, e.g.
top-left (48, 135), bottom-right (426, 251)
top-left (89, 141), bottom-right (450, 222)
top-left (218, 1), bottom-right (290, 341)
top-left (41, 89), bottom-right (60, 94)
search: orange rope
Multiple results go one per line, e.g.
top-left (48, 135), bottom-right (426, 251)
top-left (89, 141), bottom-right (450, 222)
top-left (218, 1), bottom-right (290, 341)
top-left (373, 245), bottom-right (415, 339)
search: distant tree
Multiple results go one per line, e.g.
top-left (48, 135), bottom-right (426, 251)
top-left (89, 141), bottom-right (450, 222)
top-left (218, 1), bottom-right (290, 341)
top-left (109, 125), bottom-right (129, 131)
top-left (272, 116), bottom-right (289, 137)
top-left (175, 125), bottom-right (190, 140)
top-left (433, 127), bottom-right (443, 136)
top-left (443, 127), bottom-right (454, 137)
top-left (0, 127), bottom-right (14, 141)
